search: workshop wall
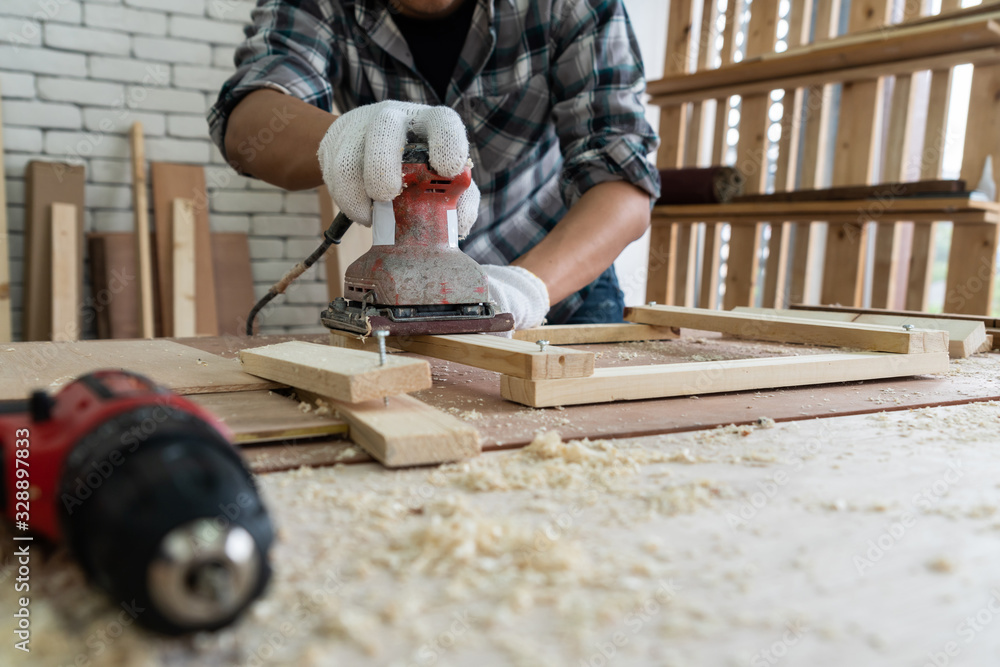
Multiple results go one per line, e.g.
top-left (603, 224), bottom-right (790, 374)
top-left (0, 0), bottom-right (328, 340)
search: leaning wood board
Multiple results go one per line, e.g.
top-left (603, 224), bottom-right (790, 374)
top-left (625, 305), bottom-right (948, 354)
top-left (297, 389), bottom-right (480, 467)
top-left (240, 341), bottom-right (432, 403)
top-left (88, 232), bottom-right (149, 339)
top-left (0, 82), bottom-right (10, 342)
top-left (501, 352), bottom-right (950, 408)
top-left (212, 233), bottom-right (255, 338)
top-left (151, 163), bottom-right (218, 337)
top-left (0, 340), bottom-right (279, 401)
top-left (50, 203), bottom-right (80, 341)
top-left (23, 161), bottom-right (85, 342)
top-left (329, 331), bottom-right (595, 379)
top-left (736, 307), bottom-right (987, 359)
top-left (186, 390), bottom-right (348, 444)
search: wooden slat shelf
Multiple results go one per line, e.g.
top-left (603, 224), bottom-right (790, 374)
top-left (651, 197), bottom-right (1000, 224)
top-left (645, 13), bottom-right (1000, 102)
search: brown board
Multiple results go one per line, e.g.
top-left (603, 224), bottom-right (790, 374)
top-left (0, 339), bottom-right (279, 401)
top-left (211, 233), bottom-right (256, 338)
top-left (88, 232), bottom-right (150, 340)
top-left (150, 162), bottom-right (218, 337)
top-left (23, 161), bottom-right (85, 341)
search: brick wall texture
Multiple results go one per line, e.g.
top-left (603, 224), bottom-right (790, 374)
top-left (1, 0), bottom-right (331, 338)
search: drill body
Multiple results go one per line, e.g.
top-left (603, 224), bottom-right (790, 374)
top-left (0, 370), bottom-right (274, 634)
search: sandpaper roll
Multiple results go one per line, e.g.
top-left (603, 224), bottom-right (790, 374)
top-left (656, 166), bottom-right (745, 205)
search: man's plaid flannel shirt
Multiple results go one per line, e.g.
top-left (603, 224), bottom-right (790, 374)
top-left (208, 0), bottom-right (661, 322)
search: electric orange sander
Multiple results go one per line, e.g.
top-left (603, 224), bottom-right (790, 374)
top-left (322, 142), bottom-right (513, 336)
top-left (246, 142), bottom-right (513, 336)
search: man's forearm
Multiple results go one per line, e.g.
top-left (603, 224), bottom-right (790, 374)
top-left (225, 89), bottom-right (337, 191)
top-left (514, 180), bottom-right (652, 305)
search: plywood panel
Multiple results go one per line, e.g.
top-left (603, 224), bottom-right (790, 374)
top-left (23, 161), bottom-right (85, 341)
top-left (88, 233), bottom-right (141, 340)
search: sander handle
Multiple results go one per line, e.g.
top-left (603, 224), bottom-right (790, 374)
top-left (245, 212), bottom-right (354, 336)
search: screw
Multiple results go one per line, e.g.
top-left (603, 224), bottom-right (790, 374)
top-left (537, 340), bottom-right (549, 353)
top-left (902, 324), bottom-right (914, 331)
top-left (375, 330), bottom-right (389, 405)
top-left (648, 301), bottom-right (657, 307)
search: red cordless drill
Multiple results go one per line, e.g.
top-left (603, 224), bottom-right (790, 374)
top-left (0, 370), bottom-right (274, 635)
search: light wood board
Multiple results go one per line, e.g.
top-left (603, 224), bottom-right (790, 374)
top-left (512, 323), bottom-right (679, 345)
top-left (329, 331), bottom-right (596, 379)
top-left (130, 123), bottom-right (155, 338)
top-left (624, 305), bottom-right (948, 354)
top-left (186, 390), bottom-right (348, 444)
top-left (172, 198), bottom-right (197, 338)
top-left (50, 203), bottom-right (79, 342)
top-left (23, 161), bottom-right (85, 341)
top-left (151, 162), bottom-right (218, 337)
top-left (0, 339), bottom-right (280, 401)
top-left (240, 341), bottom-right (432, 403)
top-left (298, 389), bottom-right (480, 468)
top-left (735, 307), bottom-right (987, 359)
top-left (500, 352), bottom-right (950, 408)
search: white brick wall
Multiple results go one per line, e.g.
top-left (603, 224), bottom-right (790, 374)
top-left (0, 0), bottom-right (330, 340)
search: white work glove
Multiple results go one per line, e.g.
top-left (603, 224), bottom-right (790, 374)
top-left (482, 265), bottom-right (550, 331)
top-left (317, 100), bottom-right (481, 236)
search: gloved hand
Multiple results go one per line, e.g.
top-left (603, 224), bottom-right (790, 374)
top-left (317, 100), bottom-right (480, 236)
top-left (482, 265), bottom-right (550, 331)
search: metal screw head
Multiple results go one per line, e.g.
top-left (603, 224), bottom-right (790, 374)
top-left (902, 324), bottom-right (915, 331)
top-left (374, 330), bottom-right (388, 365)
top-left (648, 301), bottom-right (657, 307)
top-left (537, 340), bottom-right (549, 352)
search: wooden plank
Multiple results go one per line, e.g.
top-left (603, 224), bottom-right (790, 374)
top-left (130, 123), bottom-right (155, 338)
top-left (736, 306), bottom-right (987, 359)
top-left (945, 63), bottom-right (1000, 315)
top-left (0, 81), bottom-right (10, 342)
top-left (318, 188), bottom-right (372, 301)
top-left (699, 222), bottom-right (723, 308)
top-left (650, 46), bottom-right (1000, 107)
top-left (186, 390), bottom-right (349, 444)
top-left (645, 13), bottom-right (1000, 98)
top-left (88, 233), bottom-right (142, 339)
top-left (872, 0), bottom-right (925, 310)
top-left (151, 163), bottom-right (218, 337)
top-left (624, 305), bottom-right (948, 353)
top-left (512, 323), bottom-right (679, 345)
top-left (645, 223), bottom-right (675, 304)
top-left (734, 180), bottom-right (966, 203)
top-left (724, 0), bottom-right (778, 311)
top-left (821, 0), bottom-right (892, 307)
top-left (788, 302), bottom-right (998, 325)
top-left (500, 352), bottom-right (950, 408)
top-left (298, 390), bottom-right (480, 468)
top-left (50, 203), bottom-right (79, 342)
top-left (0, 339), bottom-right (279, 401)
top-left (239, 341), bottom-right (432, 403)
top-left (171, 198), bottom-right (197, 338)
top-left (329, 330), bottom-right (595, 380)
top-left (653, 196), bottom-right (1000, 218)
top-left (657, 211), bottom-right (997, 225)
top-left (711, 0), bottom-right (741, 165)
top-left (23, 161), bottom-right (85, 341)
top-left (212, 233), bottom-right (256, 337)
